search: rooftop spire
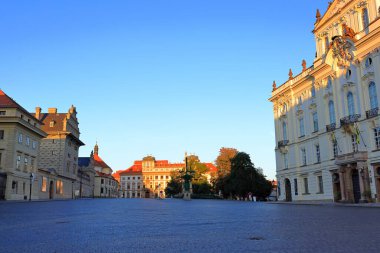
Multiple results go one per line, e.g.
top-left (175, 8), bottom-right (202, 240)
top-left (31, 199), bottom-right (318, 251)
top-left (94, 142), bottom-right (99, 155)
top-left (272, 81), bottom-right (277, 91)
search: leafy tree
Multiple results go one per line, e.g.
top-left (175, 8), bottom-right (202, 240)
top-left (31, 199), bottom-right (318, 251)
top-left (192, 182), bottom-right (212, 194)
top-left (164, 171), bottom-right (182, 196)
top-left (215, 147), bottom-right (238, 178)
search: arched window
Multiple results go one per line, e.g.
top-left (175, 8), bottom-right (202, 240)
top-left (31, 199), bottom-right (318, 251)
top-left (329, 101), bottom-right (336, 124)
top-left (369, 82), bottom-right (378, 109)
top-left (365, 57), bottom-right (373, 68)
top-left (347, 92), bottom-right (355, 116)
top-left (362, 8), bottom-right (369, 29)
top-left (282, 122), bottom-right (288, 140)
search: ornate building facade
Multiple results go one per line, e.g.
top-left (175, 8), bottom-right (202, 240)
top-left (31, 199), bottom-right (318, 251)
top-left (270, 0), bottom-right (380, 203)
top-left (117, 155), bottom-right (217, 199)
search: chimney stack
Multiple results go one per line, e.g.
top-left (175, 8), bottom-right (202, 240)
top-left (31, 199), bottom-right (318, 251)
top-left (48, 108), bottom-right (57, 114)
top-left (35, 107), bottom-right (41, 120)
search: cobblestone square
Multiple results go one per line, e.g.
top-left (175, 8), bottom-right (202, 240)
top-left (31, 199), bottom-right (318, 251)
top-left (0, 199), bottom-right (379, 253)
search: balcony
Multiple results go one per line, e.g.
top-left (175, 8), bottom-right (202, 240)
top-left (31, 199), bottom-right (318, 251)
top-left (366, 107), bottom-right (378, 119)
top-left (340, 114), bottom-right (361, 126)
top-left (278, 140), bottom-right (289, 148)
top-left (326, 123), bottom-right (336, 132)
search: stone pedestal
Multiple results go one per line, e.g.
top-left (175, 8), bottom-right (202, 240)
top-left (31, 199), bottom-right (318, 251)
top-left (183, 191), bottom-right (191, 201)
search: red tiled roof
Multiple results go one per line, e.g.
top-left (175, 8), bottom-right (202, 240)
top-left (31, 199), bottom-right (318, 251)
top-left (93, 154), bottom-right (111, 169)
top-left (204, 163), bottom-right (218, 173)
top-left (37, 113), bottom-right (67, 132)
top-left (96, 171), bottom-right (117, 182)
top-left (0, 90), bottom-right (41, 122)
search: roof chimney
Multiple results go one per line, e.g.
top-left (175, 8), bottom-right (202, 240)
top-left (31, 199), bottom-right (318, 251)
top-left (48, 108), bottom-right (57, 114)
top-left (35, 107), bottom-right (41, 120)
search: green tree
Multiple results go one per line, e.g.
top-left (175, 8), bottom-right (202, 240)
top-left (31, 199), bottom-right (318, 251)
top-left (164, 171), bottom-right (182, 196)
top-left (215, 147), bottom-right (238, 178)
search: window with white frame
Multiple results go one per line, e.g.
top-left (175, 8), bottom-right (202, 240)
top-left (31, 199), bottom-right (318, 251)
top-left (299, 117), bottom-right (305, 137)
top-left (347, 92), bottom-right (355, 116)
top-left (26, 136), bottom-right (30, 146)
top-left (316, 144), bottom-right (321, 163)
top-left (329, 101), bottom-right (336, 124)
top-left (369, 82), bottom-right (378, 110)
top-left (312, 112), bottom-right (319, 132)
top-left (18, 133), bottom-right (23, 143)
top-left (282, 122), bottom-right (288, 140)
top-left (16, 155), bottom-right (21, 169)
top-left (374, 127), bottom-right (380, 150)
top-left (301, 148), bottom-right (307, 166)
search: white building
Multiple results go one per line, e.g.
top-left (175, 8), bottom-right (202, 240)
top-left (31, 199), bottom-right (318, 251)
top-left (270, 0), bottom-right (380, 203)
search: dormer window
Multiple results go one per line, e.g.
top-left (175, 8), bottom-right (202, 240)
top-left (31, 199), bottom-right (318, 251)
top-left (365, 57), bottom-right (372, 68)
top-left (50, 121), bottom-right (55, 127)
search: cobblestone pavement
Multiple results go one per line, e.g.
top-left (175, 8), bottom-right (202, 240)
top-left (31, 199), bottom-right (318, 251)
top-left (0, 199), bottom-right (379, 253)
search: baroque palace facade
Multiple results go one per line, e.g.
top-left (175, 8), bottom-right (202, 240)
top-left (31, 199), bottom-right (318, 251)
top-left (270, 0), bottom-right (380, 203)
top-left (116, 155), bottom-right (217, 199)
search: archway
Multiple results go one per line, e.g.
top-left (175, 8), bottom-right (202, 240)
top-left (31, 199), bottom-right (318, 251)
top-left (285, 178), bottom-right (292, 202)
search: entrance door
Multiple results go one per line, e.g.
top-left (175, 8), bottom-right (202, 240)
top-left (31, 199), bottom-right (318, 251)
top-left (285, 178), bottom-right (292, 202)
top-left (49, 181), bottom-right (54, 199)
top-left (351, 170), bottom-right (361, 203)
top-left (145, 191), bottom-right (150, 198)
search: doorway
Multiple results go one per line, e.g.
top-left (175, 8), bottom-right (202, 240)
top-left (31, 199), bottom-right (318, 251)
top-left (145, 191), bottom-right (150, 198)
top-left (49, 181), bottom-right (54, 199)
top-left (285, 178), bottom-right (292, 202)
top-left (351, 169), bottom-right (361, 203)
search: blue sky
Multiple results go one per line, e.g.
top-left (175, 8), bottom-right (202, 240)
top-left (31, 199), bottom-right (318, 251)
top-left (0, 0), bottom-right (329, 179)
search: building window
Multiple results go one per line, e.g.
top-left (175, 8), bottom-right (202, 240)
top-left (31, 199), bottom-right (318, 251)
top-left (283, 154), bottom-right (288, 169)
top-left (316, 144), bottom-right (321, 163)
top-left (23, 182), bottom-right (26, 195)
top-left (41, 177), bottom-right (47, 192)
top-left (24, 157), bottom-right (28, 171)
top-left (362, 8), bottom-right (369, 28)
top-left (298, 96), bottom-right (302, 105)
top-left (312, 112), bottom-right (319, 132)
top-left (352, 134), bottom-right (359, 153)
top-left (0, 130), bottom-right (4, 140)
top-left (18, 133), bottom-right (23, 143)
top-left (311, 86), bottom-right (316, 98)
top-left (318, 175), bottom-right (324, 193)
top-left (327, 77), bottom-right (332, 90)
top-left (328, 101), bottom-right (336, 124)
top-left (369, 82), bottom-right (378, 110)
top-left (301, 148), bottom-right (307, 166)
top-left (155, 176), bottom-right (158, 180)
top-left (16, 155), bottom-right (21, 169)
top-left (26, 137), bottom-right (30, 146)
top-left (303, 178), bottom-right (309, 194)
top-left (101, 179), bottom-right (104, 184)
top-left (56, 180), bottom-right (63, 194)
top-left (294, 178), bottom-right (298, 195)
top-left (12, 181), bottom-right (18, 194)
top-left (346, 69), bottom-right (352, 80)
top-left (32, 141), bottom-right (37, 149)
top-left (50, 121), bottom-right (55, 127)
top-left (282, 122), bottom-right (287, 140)
top-left (333, 141), bottom-right (339, 157)
top-left (0, 111), bottom-right (6, 115)
top-left (347, 92), bottom-right (355, 116)
top-left (374, 128), bottom-right (380, 149)
top-left (299, 117), bottom-right (305, 137)
top-left (101, 188), bottom-right (104, 194)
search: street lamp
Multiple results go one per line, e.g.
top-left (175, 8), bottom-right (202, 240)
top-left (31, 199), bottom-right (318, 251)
top-left (29, 173), bottom-right (33, 202)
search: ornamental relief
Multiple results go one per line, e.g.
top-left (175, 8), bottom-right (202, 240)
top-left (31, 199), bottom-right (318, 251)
top-left (326, 36), bottom-right (355, 69)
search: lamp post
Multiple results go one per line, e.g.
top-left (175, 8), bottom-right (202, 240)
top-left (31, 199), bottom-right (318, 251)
top-left (29, 173), bottom-right (33, 202)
